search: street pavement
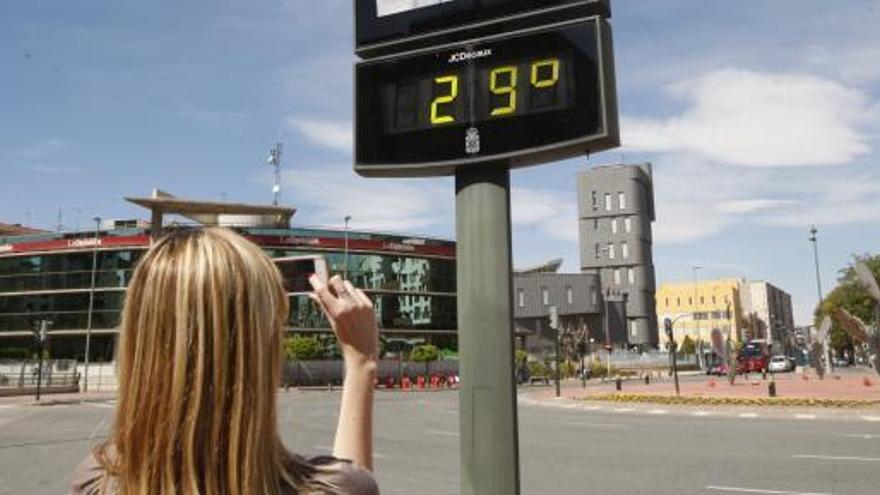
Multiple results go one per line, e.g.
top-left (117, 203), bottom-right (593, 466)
top-left (1, 390), bottom-right (879, 494)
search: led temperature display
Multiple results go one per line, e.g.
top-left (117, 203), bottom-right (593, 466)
top-left (355, 17), bottom-right (618, 176)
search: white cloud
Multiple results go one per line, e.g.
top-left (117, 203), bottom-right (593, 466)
top-left (510, 188), bottom-right (579, 243)
top-left (623, 68), bottom-right (873, 167)
top-left (279, 163), bottom-right (452, 234)
top-left (715, 198), bottom-right (799, 214)
top-left (650, 156), bottom-right (880, 244)
top-left (288, 119), bottom-right (353, 154)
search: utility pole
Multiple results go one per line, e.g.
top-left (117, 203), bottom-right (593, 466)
top-left (83, 216), bottom-right (101, 393)
top-left (809, 225), bottom-right (831, 371)
top-left (268, 142), bottom-right (283, 206)
top-left (664, 318), bottom-right (680, 396)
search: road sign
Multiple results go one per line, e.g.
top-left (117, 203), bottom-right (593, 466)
top-left (355, 16), bottom-right (617, 177)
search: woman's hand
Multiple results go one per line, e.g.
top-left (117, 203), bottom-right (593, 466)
top-left (309, 275), bottom-right (379, 368)
top-left (309, 275), bottom-right (378, 470)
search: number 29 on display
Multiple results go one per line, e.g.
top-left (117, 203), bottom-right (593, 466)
top-left (430, 58), bottom-right (561, 125)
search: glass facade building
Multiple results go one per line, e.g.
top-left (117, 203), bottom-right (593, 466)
top-left (0, 227), bottom-right (456, 361)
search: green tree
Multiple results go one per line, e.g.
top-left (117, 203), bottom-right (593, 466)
top-left (283, 335), bottom-right (323, 360)
top-left (815, 254), bottom-right (880, 357)
top-left (515, 349), bottom-right (528, 366)
top-left (680, 335), bottom-right (696, 356)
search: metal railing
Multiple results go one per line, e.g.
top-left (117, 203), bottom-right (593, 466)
top-left (0, 359), bottom-right (80, 390)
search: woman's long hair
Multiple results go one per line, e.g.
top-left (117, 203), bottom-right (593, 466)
top-left (97, 228), bottom-right (315, 494)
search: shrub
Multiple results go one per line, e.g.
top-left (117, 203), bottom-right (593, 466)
top-left (590, 360), bottom-right (617, 378)
top-left (528, 360), bottom-right (548, 377)
top-left (559, 361), bottom-right (576, 379)
top-left (410, 344), bottom-right (439, 363)
top-left (283, 335), bottom-right (323, 360)
top-left (0, 347), bottom-right (30, 359)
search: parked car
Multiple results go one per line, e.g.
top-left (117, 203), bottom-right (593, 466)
top-left (768, 355), bottom-right (793, 373)
top-left (831, 357), bottom-right (851, 367)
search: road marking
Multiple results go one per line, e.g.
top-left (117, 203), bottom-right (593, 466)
top-left (563, 421), bottom-right (622, 429)
top-left (794, 414), bottom-right (816, 420)
top-left (581, 405), bottom-right (602, 411)
top-left (426, 429), bottom-right (458, 437)
top-left (706, 485), bottom-right (830, 494)
top-left (842, 433), bottom-right (880, 439)
top-left (793, 454), bottom-right (880, 462)
top-left (88, 415), bottom-right (110, 440)
top-left (87, 402), bottom-right (115, 409)
top-left (693, 411), bottom-right (713, 417)
top-left (862, 415), bottom-right (880, 422)
top-left (0, 405), bottom-right (17, 410)
top-left (647, 409), bottom-right (668, 415)
top-left (613, 408), bottom-right (634, 413)
top-left (738, 413), bottom-right (759, 418)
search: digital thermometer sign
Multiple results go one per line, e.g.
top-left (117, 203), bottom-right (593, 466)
top-left (355, 17), bottom-right (618, 177)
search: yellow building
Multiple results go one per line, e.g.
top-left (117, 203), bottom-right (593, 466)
top-left (656, 278), bottom-right (745, 346)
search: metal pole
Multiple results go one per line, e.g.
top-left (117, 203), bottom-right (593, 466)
top-left (671, 339), bottom-right (680, 396)
top-left (809, 226), bottom-right (831, 371)
top-left (604, 289), bottom-right (610, 376)
top-left (83, 217), bottom-right (100, 393)
top-left (580, 335), bottom-right (587, 388)
top-left (35, 320), bottom-right (47, 401)
top-left (455, 166), bottom-right (520, 495)
top-left (550, 306), bottom-right (562, 397)
top-left (693, 265), bottom-right (701, 367)
top-left (344, 215), bottom-right (351, 280)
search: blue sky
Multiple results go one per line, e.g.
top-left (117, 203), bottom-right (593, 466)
top-left (2, 1), bottom-right (879, 325)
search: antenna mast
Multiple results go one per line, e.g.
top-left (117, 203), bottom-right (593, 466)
top-left (268, 142), bottom-right (283, 206)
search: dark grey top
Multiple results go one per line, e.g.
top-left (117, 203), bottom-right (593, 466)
top-left (69, 452), bottom-right (379, 495)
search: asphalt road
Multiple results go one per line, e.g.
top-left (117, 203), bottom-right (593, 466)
top-left (1, 391), bottom-right (879, 494)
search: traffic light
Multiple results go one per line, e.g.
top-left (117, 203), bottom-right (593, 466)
top-left (664, 318), bottom-right (673, 339)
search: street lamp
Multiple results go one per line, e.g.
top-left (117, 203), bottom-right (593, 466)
top-left (343, 215), bottom-right (352, 280)
top-left (808, 225), bottom-right (831, 371)
top-left (83, 216), bottom-right (101, 393)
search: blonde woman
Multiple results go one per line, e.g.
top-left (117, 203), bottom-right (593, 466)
top-left (70, 228), bottom-right (379, 494)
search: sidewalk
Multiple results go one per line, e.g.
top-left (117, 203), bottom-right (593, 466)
top-left (524, 369), bottom-right (880, 403)
top-left (0, 390), bottom-right (116, 407)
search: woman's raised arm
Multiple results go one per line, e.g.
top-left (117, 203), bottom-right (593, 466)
top-left (309, 275), bottom-right (379, 471)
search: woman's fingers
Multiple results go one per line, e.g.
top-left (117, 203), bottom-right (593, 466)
top-left (328, 275), bottom-right (349, 300)
top-left (309, 274), bottom-right (340, 315)
top-left (344, 280), bottom-right (373, 308)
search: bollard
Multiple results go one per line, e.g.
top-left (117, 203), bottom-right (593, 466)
top-left (644, 374), bottom-right (650, 385)
top-left (768, 381), bottom-right (777, 397)
top-left (615, 377), bottom-right (622, 392)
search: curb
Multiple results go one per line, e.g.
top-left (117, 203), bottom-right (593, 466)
top-left (576, 393), bottom-right (880, 408)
